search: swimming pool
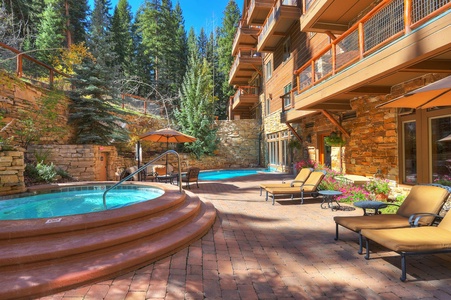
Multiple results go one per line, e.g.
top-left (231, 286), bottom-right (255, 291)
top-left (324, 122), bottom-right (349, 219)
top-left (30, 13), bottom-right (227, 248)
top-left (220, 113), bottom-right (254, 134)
top-left (0, 185), bottom-right (164, 220)
top-left (198, 169), bottom-right (267, 180)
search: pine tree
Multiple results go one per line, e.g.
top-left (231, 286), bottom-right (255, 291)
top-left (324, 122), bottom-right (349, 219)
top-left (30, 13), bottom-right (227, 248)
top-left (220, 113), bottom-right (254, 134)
top-left (111, 0), bottom-right (134, 77)
top-left (66, 0), bottom-right (89, 46)
top-left (174, 52), bottom-right (217, 158)
top-left (34, 0), bottom-right (65, 65)
top-left (68, 57), bottom-right (129, 144)
top-left (67, 0), bottom-right (129, 144)
top-left (216, 0), bottom-right (241, 119)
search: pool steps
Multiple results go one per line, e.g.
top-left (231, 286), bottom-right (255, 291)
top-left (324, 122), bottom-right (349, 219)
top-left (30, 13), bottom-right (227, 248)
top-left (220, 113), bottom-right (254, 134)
top-left (0, 182), bottom-right (216, 300)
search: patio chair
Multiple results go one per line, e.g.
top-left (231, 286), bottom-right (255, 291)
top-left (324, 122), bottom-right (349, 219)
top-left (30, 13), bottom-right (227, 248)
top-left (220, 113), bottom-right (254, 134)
top-left (334, 184), bottom-right (451, 254)
top-left (259, 167), bottom-right (313, 196)
top-left (264, 170), bottom-right (326, 205)
top-left (362, 209), bottom-right (451, 281)
top-left (181, 167), bottom-right (200, 189)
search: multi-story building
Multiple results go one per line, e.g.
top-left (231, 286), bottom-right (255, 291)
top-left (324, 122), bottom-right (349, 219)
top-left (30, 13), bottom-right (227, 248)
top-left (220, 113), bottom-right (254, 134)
top-left (229, 0), bottom-right (451, 184)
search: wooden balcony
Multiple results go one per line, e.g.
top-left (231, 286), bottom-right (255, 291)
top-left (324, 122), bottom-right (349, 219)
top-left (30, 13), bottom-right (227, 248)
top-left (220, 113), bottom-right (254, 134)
top-left (228, 49), bottom-right (263, 86)
top-left (301, 0), bottom-right (375, 33)
top-left (257, 0), bottom-right (301, 52)
top-left (232, 22), bottom-right (261, 56)
top-left (289, 0), bottom-right (451, 119)
top-left (231, 86), bottom-right (259, 111)
top-left (247, 0), bottom-right (274, 25)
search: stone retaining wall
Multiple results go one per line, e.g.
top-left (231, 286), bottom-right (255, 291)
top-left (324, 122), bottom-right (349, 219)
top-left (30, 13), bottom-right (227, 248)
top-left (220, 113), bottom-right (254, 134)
top-left (0, 148), bottom-right (26, 195)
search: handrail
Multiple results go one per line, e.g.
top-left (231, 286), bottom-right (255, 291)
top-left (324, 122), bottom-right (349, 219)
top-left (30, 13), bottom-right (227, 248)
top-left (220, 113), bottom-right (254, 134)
top-left (102, 150), bottom-right (182, 209)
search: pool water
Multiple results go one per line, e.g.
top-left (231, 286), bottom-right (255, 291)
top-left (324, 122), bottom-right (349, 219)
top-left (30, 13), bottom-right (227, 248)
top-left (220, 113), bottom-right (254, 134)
top-left (0, 186), bottom-right (164, 220)
top-left (199, 169), bottom-right (266, 181)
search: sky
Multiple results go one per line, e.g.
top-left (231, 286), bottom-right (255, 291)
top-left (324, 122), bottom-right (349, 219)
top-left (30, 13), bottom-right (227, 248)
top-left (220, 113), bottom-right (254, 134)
top-left (88, 0), bottom-right (243, 34)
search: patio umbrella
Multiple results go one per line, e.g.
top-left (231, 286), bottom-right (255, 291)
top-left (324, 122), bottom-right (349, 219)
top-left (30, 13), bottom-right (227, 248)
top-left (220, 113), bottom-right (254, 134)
top-left (376, 75), bottom-right (451, 109)
top-left (139, 128), bottom-right (196, 175)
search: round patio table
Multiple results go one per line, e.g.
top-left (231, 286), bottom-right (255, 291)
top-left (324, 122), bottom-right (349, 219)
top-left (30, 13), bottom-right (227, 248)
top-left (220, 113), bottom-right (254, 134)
top-left (353, 200), bottom-right (388, 215)
top-left (318, 190), bottom-right (342, 210)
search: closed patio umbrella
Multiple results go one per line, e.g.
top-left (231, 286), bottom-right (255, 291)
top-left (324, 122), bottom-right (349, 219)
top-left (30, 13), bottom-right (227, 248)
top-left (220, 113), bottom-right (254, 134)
top-left (139, 128), bottom-right (196, 175)
top-left (377, 75), bottom-right (451, 109)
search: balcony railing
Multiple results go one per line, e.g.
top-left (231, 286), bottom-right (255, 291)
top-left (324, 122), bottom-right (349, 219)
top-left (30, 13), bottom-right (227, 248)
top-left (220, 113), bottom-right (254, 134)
top-left (232, 20), bottom-right (261, 54)
top-left (232, 86), bottom-right (259, 106)
top-left (258, 0), bottom-right (299, 45)
top-left (229, 48), bottom-right (262, 80)
top-left (295, 0), bottom-right (451, 94)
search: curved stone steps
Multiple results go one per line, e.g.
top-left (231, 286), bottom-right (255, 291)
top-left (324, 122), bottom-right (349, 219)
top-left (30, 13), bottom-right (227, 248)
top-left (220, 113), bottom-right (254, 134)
top-left (0, 189), bottom-right (216, 300)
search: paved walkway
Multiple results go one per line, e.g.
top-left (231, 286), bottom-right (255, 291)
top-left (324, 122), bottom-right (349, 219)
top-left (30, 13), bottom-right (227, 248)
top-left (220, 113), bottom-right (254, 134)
top-left (40, 174), bottom-right (451, 300)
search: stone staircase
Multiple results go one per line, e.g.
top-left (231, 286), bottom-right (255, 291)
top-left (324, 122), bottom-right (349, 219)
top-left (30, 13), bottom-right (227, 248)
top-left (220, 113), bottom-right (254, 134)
top-left (0, 185), bottom-right (216, 300)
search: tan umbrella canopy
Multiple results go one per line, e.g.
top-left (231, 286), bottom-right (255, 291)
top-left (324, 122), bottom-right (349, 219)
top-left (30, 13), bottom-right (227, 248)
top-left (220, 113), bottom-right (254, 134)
top-left (138, 128), bottom-right (196, 176)
top-left (377, 75), bottom-right (451, 109)
top-left (139, 127), bottom-right (196, 144)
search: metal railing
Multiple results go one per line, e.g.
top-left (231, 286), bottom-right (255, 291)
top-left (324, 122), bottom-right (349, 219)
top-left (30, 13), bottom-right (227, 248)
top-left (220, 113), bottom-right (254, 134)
top-left (102, 150), bottom-right (182, 209)
top-left (294, 0), bottom-right (451, 95)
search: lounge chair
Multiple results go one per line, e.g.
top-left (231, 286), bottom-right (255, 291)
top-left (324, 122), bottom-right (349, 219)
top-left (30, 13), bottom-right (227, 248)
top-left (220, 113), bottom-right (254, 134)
top-left (181, 167), bottom-right (200, 189)
top-left (259, 167), bottom-right (313, 196)
top-left (362, 209), bottom-right (451, 281)
top-left (264, 170), bottom-right (326, 205)
top-left (334, 184), bottom-right (450, 254)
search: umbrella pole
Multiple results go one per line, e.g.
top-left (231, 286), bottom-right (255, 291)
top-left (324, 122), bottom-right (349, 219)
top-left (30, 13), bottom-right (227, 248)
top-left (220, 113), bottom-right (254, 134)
top-left (166, 140), bottom-right (169, 176)
top-left (137, 141), bottom-right (141, 181)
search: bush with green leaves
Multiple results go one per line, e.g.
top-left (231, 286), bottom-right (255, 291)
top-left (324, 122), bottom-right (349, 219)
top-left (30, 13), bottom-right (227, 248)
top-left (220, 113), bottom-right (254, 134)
top-left (36, 161), bottom-right (57, 182)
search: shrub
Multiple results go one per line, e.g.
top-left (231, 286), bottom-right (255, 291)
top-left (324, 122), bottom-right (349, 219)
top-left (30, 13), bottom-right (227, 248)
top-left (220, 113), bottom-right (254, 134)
top-left (434, 175), bottom-right (451, 187)
top-left (36, 161), bottom-right (57, 182)
top-left (365, 179), bottom-right (391, 195)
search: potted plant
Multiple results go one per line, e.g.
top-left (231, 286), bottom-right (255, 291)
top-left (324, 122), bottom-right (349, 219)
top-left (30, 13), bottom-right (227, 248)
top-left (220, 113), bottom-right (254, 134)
top-left (365, 179), bottom-right (391, 201)
top-left (324, 131), bottom-right (346, 147)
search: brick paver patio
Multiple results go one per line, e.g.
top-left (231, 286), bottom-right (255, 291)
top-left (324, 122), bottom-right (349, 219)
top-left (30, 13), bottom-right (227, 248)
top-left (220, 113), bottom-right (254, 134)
top-left (40, 173), bottom-right (451, 299)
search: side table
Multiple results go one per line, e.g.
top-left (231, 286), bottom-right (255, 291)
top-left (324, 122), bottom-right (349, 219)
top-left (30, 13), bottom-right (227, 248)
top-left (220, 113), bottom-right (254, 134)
top-left (353, 200), bottom-right (388, 215)
top-left (318, 190), bottom-right (342, 210)
top-left (156, 174), bottom-right (176, 184)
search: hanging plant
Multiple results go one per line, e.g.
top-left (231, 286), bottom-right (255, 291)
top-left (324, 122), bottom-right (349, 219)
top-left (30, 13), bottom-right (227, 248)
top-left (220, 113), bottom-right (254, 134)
top-left (324, 131), bottom-right (346, 146)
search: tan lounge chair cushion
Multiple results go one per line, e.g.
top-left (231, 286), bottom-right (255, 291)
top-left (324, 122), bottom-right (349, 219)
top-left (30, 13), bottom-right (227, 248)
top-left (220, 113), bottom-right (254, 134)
top-left (260, 168), bottom-right (313, 189)
top-left (334, 214), bottom-right (410, 232)
top-left (395, 185), bottom-right (450, 224)
top-left (361, 227), bottom-right (451, 252)
top-left (265, 184), bottom-right (317, 195)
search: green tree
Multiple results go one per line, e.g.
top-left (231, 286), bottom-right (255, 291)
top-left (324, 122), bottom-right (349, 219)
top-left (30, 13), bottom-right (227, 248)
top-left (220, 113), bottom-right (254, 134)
top-left (65, 0), bottom-right (89, 46)
top-left (35, 0), bottom-right (65, 65)
top-left (174, 52), bottom-right (217, 158)
top-left (111, 0), bottom-right (134, 77)
top-left (67, 0), bottom-right (129, 144)
top-left (216, 0), bottom-right (240, 119)
top-left (68, 56), bottom-right (129, 144)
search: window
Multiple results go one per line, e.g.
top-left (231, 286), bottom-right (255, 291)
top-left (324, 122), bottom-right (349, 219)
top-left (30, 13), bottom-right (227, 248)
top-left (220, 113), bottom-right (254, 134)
top-left (265, 60), bottom-right (272, 81)
top-left (265, 98), bottom-right (270, 115)
top-left (402, 121), bottom-right (417, 184)
top-left (283, 38), bottom-right (291, 62)
top-left (430, 115), bottom-right (451, 184)
top-left (267, 131), bottom-right (291, 169)
top-left (283, 83), bottom-right (292, 108)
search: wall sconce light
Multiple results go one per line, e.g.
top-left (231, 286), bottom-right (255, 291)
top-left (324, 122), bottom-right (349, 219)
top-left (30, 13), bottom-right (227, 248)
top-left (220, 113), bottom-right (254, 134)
top-left (306, 134), bottom-right (312, 143)
top-left (268, 93), bottom-right (272, 99)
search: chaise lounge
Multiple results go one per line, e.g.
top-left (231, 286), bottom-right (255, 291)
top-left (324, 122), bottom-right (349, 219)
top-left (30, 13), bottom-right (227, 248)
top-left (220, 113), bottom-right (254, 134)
top-left (259, 167), bottom-right (313, 196)
top-left (362, 209), bottom-right (451, 281)
top-left (264, 170), bottom-right (326, 205)
top-left (334, 184), bottom-right (451, 254)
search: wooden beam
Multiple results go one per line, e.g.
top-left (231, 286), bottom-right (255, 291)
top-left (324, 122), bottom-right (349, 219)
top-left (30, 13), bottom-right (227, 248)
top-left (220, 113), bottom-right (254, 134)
top-left (320, 110), bottom-right (350, 138)
top-left (285, 123), bottom-right (303, 143)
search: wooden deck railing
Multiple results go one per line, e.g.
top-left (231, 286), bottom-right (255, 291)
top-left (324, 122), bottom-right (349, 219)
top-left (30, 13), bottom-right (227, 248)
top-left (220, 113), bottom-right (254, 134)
top-left (0, 42), bottom-right (70, 88)
top-left (294, 0), bottom-right (451, 95)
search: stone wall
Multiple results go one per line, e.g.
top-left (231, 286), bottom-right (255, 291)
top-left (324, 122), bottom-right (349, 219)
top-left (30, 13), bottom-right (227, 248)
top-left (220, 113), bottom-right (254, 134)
top-left (27, 145), bottom-right (122, 181)
top-left (0, 148), bottom-right (26, 195)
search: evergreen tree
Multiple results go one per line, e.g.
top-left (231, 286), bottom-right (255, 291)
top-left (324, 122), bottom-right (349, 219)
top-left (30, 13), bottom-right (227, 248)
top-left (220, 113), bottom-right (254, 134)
top-left (216, 0), bottom-right (240, 119)
top-left (68, 57), bottom-right (129, 144)
top-left (35, 0), bottom-right (65, 65)
top-left (174, 52), bottom-right (217, 158)
top-left (66, 0), bottom-right (89, 46)
top-left (197, 28), bottom-right (208, 60)
top-left (111, 0), bottom-right (134, 77)
top-left (67, 0), bottom-right (129, 144)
